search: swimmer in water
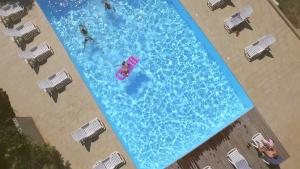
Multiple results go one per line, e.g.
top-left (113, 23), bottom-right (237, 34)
top-left (79, 24), bottom-right (94, 47)
top-left (103, 0), bottom-right (112, 10)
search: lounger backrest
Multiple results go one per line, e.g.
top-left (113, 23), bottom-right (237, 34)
top-left (3, 21), bottom-right (37, 37)
top-left (1, 4), bottom-right (11, 10)
top-left (258, 34), bottom-right (276, 49)
top-left (239, 5), bottom-right (253, 20)
top-left (82, 118), bottom-right (104, 136)
top-left (3, 27), bottom-right (20, 36)
top-left (0, 3), bottom-right (23, 17)
top-left (0, 4), bottom-right (11, 16)
top-left (227, 149), bottom-right (247, 165)
top-left (71, 128), bottom-right (87, 142)
top-left (251, 133), bottom-right (265, 148)
top-left (20, 22), bottom-right (36, 34)
top-left (37, 79), bottom-right (54, 89)
top-left (104, 152), bottom-right (124, 169)
top-left (230, 13), bottom-right (243, 24)
top-left (19, 42), bottom-right (52, 60)
top-left (208, 0), bottom-right (222, 6)
top-left (48, 69), bottom-right (71, 88)
top-left (33, 42), bottom-right (51, 57)
top-left (93, 162), bottom-right (106, 169)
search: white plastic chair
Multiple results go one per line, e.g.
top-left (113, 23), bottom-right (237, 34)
top-left (0, 2), bottom-right (24, 18)
top-left (224, 5), bottom-right (253, 32)
top-left (93, 152), bottom-right (126, 169)
top-left (18, 42), bottom-right (54, 67)
top-left (37, 69), bottom-right (72, 96)
top-left (207, 0), bottom-right (225, 10)
top-left (227, 148), bottom-right (252, 169)
top-left (244, 34), bottom-right (276, 61)
top-left (72, 117), bottom-right (105, 143)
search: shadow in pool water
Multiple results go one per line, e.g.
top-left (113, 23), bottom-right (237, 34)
top-left (125, 72), bottom-right (149, 95)
top-left (105, 11), bottom-right (125, 28)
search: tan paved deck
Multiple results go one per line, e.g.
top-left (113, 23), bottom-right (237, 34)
top-left (1, 1), bottom-right (300, 169)
top-left (0, 3), bottom-right (135, 169)
top-left (180, 0), bottom-right (300, 168)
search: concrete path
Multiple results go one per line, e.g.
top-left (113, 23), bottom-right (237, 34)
top-left (180, 0), bottom-right (300, 168)
top-left (0, 3), bottom-right (135, 169)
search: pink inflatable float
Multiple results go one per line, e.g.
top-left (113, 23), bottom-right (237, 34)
top-left (115, 55), bottom-right (139, 80)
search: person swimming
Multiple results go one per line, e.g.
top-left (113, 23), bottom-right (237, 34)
top-left (79, 24), bottom-right (94, 47)
top-left (103, 0), bottom-right (112, 10)
top-left (121, 61), bottom-right (129, 76)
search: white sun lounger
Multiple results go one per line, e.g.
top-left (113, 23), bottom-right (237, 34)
top-left (207, 0), bottom-right (225, 10)
top-left (93, 151), bottom-right (126, 169)
top-left (250, 133), bottom-right (278, 165)
top-left (0, 2), bottom-right (25, 18)
top-left (37, 69), bottom-right (72, 96)
top-left (224, 5), bottom-right (253, 32)
top-left (227, 148), bottom-right (252, 169)
top-left (18, 42), bottom-right (54, 67)
top-left (244, 34), bottom-right (276, 61)
top-left (3, 21), bottom-right (40, 42)
top-left (250, 132), bottom-right (267, 148)
top-left (203, 166), bottom-right (213, 169)
top-left (72, 117), bottom-right (105, 143)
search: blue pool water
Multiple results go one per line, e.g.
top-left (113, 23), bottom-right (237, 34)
top-left (37, 0), bottom-right (253, 168)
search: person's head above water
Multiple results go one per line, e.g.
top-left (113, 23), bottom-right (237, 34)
top-left (79, 24), bottom-right (88, 35)
top-left (104, 0), bottom-right (111, 10)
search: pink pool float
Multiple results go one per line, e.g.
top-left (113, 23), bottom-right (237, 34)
top-left (115, 55), bottom-right (139, 80)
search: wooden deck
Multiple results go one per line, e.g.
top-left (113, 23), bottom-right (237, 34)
top-left (166, 108), bottom-right (289, 169)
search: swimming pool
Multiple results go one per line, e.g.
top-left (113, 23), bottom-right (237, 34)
top-left (36, 0), bottom-right (253, 168)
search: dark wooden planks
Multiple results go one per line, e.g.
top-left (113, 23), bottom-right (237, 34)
top-left (166, 108), bottom-right (289, 169)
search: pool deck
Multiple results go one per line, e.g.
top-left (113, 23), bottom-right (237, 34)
top-left (0, 1), bottom-right (299, 169)
top-left (167, 108), bottom-right (289, 169)
top-left (179, 0), bottom-right (300, 168)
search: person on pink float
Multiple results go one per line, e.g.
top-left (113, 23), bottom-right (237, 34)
top-left (121, 61), bottom-right (129, 76)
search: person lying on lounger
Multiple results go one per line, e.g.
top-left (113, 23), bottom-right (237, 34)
top-left (121, 61), bottom-right (129, 76)
top-left (257, 139), bottom-right (278, 158)
top-left (79, 24), bottom-right (94, 47)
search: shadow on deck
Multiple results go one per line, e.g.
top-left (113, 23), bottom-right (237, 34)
top-left (166, 108), bottom-right (289, 169)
